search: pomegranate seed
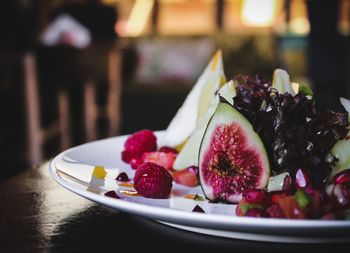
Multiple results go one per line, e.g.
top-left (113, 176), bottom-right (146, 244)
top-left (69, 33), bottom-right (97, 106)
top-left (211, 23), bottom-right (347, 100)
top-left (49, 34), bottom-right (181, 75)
top-left (321, 213), bottom-right (336, 220)
top-left (333, 169), bottom-right (350, 185)
top-left (333, 184), bottom-right (350, 206)
top-left (192, 205), bottom-right (205, 213)
top-left (187, 166), bottom-right (199, 176)
top-left (325, 184), bottom-right (335, 197)
top-left (244, 190), bottom-right (266, 204)
top-left (245, 208), bottom-right (268, 218)
top-left (282, 174), bottom-right (292, 191)
top-left (116, 172), bottom-right (130, 181)
top-left (295, 168), bottom-right (310, 188)
top-left (266, 204), bottom-right (285, 218)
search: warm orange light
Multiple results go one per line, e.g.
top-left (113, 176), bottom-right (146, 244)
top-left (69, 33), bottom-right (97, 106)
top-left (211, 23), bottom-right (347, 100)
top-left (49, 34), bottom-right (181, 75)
top-left (290, 17), bottom-right (310, 34)
top-left (242, 0), bottom-right (276, 27)
top-left (125, 0), bottom-right (154, 37)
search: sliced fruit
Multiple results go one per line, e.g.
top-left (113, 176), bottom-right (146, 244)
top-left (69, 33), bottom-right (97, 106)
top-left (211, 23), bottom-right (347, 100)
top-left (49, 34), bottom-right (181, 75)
top-left (340, 97), bottom-right (350, 116)
top-left (295, 168), bottom-right (310, 188)
top-left (173, 80), bottom-right (236, 170)
top-left (159, 50), bottom-right (226, 149)
top-left (294, 190), bottom-right (311, 209)
top-left (172, 167), bottom-right (199, 187)
top-left (329, 97), bottom-right (350, 176)
top-left (142, 151), bottom-right (177, 171)
top-left (235, 199), bottom-right (263, 216)
top-left (333, 169), bottom-right (350, 185)
top-left (243, 189), bottom-right (267, 205)
top-left (276, 195), bottom-right (305, 219)
top-left (271, 68), bottom-right (296, 96)
top-left (198, 101), bottom-right (270, 203)
top-left (291, 82), bottom-right (300, 94)
top-left (330, 138), bottom-right (350, 176)
top-left (267, 172), bottom-right (290, 192)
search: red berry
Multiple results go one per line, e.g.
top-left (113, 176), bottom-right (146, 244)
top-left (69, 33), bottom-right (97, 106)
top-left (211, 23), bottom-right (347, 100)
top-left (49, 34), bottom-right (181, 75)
top-left (121, 150), bottom-right (135, 163)
top-left (245, 208), bottom-right (268, 218)
top-left (134, 162), bottom-right (173, 199)
top-left (124, 129), bottom-right (157, 158)
top-left (321, 213), bottom-right (336, 220)
top-left (130, 158), bottom-right (142, 170)
top-left (282, 174), bottom-right (292, 191)
top-left (333, 184), bottom-right (350, 206)
top-left (244, 190), bottom-right (266, 205)
top-left (333, 169), bottom-right (350, 185)
top-left (266, 204), bottom-right (286, 218)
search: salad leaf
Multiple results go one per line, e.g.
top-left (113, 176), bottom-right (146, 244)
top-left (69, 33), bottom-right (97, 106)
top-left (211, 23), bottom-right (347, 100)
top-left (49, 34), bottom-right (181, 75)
top-left (299, 83), bottom-right (314, 96)
top-left (233, 75), bottom-right (348, 186)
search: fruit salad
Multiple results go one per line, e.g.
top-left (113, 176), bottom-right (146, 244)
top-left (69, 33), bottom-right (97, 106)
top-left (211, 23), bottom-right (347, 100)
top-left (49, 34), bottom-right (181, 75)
top-left (120, 50), bottom-right (350, 220)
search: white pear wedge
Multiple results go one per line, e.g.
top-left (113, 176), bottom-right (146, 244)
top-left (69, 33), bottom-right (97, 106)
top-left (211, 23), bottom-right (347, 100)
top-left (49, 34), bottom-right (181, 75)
top-left (272, 68), bottom-right (298, 95)
top-left (173, 80), bottom-right (236, 170)
top-left (159, 49), bottom-right (226, 149)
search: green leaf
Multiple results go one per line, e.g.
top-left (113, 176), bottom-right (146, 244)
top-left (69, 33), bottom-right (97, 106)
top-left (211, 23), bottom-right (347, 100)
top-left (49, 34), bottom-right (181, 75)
top-left (298, 83), bottom-right (313, 96)
top-left (294, 190), bottom-right (311, 209)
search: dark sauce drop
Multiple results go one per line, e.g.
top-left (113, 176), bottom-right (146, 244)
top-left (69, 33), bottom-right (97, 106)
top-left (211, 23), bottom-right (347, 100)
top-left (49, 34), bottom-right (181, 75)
top-left (192, 205), bottom-right (205, 213)
top-left (116, 172), bottom-right (130, 182)
top-left (104, 191), bottom-right (120, 199)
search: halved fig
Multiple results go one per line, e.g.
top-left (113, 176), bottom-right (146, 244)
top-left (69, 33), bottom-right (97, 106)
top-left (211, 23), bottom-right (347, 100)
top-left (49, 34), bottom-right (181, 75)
top-left (199, 100), bottom-right (270, 203)
top-left (173, 80), bottom-right (236, 171)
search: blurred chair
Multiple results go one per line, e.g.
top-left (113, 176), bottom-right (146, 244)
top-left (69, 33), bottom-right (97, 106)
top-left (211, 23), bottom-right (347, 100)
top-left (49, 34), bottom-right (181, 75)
top-left (23, 45), bottom-right (122, 167)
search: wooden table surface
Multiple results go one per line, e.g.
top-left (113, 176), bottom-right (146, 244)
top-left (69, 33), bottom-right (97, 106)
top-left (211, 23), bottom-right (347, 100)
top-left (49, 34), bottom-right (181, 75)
top-left (0, 162), bottom-right (349, 252)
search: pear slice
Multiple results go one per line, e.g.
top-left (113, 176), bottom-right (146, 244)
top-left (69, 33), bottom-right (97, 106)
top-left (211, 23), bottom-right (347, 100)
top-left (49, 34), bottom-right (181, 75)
top-left (272, 69), bottom-right (297, 96)
top-left (173, 81), bottom-right (236, 170)
top-left (329, 97), bottom-right (350, 176)
top-left (159, 49), bottom-right (226, 149)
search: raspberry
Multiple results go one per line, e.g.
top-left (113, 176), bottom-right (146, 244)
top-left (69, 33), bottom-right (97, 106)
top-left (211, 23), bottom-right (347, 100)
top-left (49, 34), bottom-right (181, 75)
top-left (134, 162), bottom-right (173, 199)
top-left (121, 150), bottom-right (135, 163)
top-left (124, 129), bottom-right (157, 158)
top-left (130, 158), bottom-right (142, 170)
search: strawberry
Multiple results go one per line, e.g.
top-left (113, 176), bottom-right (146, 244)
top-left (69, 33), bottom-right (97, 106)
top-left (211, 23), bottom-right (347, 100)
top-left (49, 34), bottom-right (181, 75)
top-left (142, 151), bottom-right (177, 171)
top-left (172, 166), bottom-right (199, 187)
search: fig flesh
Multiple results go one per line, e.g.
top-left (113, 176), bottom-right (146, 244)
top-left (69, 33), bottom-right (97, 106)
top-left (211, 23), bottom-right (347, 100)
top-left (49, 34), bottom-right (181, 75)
top-left (199, 100), bottom-right (270, 203)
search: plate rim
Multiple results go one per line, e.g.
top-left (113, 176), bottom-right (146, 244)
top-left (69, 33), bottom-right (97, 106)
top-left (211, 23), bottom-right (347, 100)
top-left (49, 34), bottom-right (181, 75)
top-left (48, 132), bottom-right (350, 241)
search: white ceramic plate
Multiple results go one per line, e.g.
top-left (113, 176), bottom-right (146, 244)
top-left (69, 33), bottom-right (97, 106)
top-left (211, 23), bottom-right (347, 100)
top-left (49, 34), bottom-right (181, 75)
top-left (49, 131), bottom-right (350, 243)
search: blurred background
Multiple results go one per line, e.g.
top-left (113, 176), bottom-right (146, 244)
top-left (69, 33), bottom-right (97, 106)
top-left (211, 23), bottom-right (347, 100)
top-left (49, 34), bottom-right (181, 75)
top-left (1, 0), bottom-right (350, 181)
